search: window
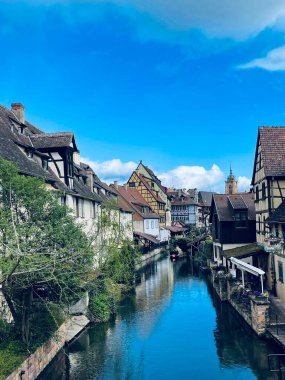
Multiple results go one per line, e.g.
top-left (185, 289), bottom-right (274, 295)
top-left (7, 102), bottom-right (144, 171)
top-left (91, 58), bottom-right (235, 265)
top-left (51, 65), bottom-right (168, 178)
top-left (282, 225), bottom-right (285, 240)
top-left (255, 186), bottom-right (259, 201)
top-left (151, 182), bottom-right (154, 188)
top-left (235, 211), bottom-right (248, 228)
top-left (18, 126), bottom-right (24, 134)
top-left (60, 195), bottom-right (66, 206)
top-left (279, 261), bottom-right (284, 283)
top-left (151, 221), bottom-right (154, 229)
top-left (66, 151), bottom-right (73, 178)
top-left (129, 182), bottom-right (135, 187)
top-left (262, 182), bottom-right (266, 199)
top-left (155, 220), bottom-right (159, 227)
top-left (275, 223), bottom-right (279, 238)
top-left (76, 198), bottom-right (84, 218)
top-left (42, 158), bottom-right (48, 171)
top-left (146, 220), bottom-right (149, 229)
top-left (90, 201), bottom-right (96, 219)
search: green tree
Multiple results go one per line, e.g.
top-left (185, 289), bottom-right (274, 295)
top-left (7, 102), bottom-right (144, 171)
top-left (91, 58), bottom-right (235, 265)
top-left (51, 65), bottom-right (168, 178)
top-left (0, 159), bottom-right (94, 346)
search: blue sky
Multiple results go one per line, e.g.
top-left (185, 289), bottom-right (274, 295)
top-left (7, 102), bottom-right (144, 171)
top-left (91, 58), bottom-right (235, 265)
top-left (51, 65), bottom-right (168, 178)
top-left (1, 1), bottom-right (285, 191)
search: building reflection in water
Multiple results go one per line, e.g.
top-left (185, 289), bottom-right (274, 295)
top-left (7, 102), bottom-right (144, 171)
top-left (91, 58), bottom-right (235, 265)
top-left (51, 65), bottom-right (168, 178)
top-left (39, 257), bottom-right (280, 380)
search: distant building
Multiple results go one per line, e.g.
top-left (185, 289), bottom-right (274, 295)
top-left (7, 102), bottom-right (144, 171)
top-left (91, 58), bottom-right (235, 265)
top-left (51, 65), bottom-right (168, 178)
top-left (225, 166), bottom-right (238, 194)
top-left (111, 183), bottom-right (160, 237)
top-left (198, 191), bottom-right (216, 228)
top-left (167, 188), bottom-right (202, 227)
top-left (127, 161), bottom-right (171, 227)
top-left (187, 188), bottom-right (198, 202)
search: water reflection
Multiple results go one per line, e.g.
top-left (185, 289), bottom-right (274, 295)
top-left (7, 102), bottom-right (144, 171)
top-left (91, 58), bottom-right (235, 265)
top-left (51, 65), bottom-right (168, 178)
top-left (39, 256), bottom-right (279, 380)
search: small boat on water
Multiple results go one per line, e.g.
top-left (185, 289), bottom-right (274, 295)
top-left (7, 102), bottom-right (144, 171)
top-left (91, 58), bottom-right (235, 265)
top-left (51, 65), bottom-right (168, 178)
top-left (170, 250), bottom-right (179, 261)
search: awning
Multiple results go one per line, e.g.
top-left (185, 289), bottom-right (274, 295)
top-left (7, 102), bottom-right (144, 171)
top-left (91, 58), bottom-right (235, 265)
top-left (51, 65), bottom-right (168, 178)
top-left (134, 231), bottom-right (160, 245)
top-left (223, 243), bottom-right (265, 259)
top-left (230, 257), bottom-right (265, 276)
top-left (230, 257), bottom-right (265, 293)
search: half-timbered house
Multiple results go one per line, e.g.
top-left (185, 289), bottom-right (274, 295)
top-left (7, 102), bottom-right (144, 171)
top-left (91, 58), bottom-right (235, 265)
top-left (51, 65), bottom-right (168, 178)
top-left (131, 161), bottom-right (172, 226)
top-left (128, 166), bottom-right (169, 227)
top-left (252, 127), bottom-right (285, 243)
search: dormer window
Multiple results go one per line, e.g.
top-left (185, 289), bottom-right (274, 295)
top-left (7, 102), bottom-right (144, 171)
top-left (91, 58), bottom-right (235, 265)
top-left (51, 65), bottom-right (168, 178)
top-left (18, 126), bottom-right (25, 135)
top-left (235, 211), bottom-right (248, 228)
top-left (42, 158), bottom-right (48, 171)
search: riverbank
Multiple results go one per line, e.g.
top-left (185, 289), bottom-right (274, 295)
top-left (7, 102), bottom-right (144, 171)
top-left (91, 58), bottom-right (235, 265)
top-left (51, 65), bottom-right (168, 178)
top-left (5, 316), bottom-right (90, 380)
top-left (38, 256), bottom-right (277, 380)
top-left (3, 247), bottom-right (167, 380)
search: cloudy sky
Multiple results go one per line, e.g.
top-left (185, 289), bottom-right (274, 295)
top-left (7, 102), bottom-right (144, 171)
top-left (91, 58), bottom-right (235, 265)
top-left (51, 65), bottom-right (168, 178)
top-left (1, 1), bottom-right (285, 191)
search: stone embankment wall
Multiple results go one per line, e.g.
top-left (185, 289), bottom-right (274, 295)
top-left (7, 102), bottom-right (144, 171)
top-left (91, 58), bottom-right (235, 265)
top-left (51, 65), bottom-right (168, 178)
top-left (210, 267), bottom-right (269, 336)
top-left (6, 316), bottom-right (89, 380)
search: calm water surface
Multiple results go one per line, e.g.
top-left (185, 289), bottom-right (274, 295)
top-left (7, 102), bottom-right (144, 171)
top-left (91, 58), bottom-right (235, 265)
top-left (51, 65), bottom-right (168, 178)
top-left (40, 256), bottom-right (280, 380)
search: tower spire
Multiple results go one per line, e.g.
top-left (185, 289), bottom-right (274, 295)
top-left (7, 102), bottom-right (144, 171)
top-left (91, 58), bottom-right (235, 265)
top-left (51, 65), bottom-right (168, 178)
top-left (225, 163), bottom-right (238, 194)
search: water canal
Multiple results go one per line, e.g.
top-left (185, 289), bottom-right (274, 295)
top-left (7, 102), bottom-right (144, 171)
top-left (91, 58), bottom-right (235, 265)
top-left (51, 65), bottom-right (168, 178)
top-left (39, 256), bottom-right (280, 380)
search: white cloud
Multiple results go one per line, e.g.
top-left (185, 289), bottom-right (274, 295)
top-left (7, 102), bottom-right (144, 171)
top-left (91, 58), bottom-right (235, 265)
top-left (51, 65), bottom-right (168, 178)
top-left (238, 176), bottom-right (251, 191)
top-left (238, 45), bottom-right (285, 71)
top-left (158, 164), bottom-right (224, 191)
top-left (81, 157), bottom-right (136, 179)
top-left (112, 0), bottom-right (285, 40)
top-left (7, 0), bottom-right (285, 41)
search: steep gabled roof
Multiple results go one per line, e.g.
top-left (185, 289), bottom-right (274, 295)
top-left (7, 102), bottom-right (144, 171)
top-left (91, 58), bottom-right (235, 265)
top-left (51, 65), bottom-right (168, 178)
top-left (0, 103), bottom-right (102, 202)
top-left (30, 132), bottom-right (78, 151)
top-left (198, 191), bottom-right (216, 207)
top-left (139, 161), bottom-right (168, 195)
top-left (0, 137), bottom-right (56, 181)
top-left (139, 174), bottom-right (165, 204)
top-left (252, 127), bottom-right (285, 182)
top-left (111, 185), bottom-right (160, 219)
top-left (212, 193), bottom-right (255, 222)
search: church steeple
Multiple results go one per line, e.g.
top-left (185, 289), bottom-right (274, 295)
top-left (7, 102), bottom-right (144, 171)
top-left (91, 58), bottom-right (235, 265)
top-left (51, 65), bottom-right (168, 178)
top-left (225, 165), bottom-right (238, 194)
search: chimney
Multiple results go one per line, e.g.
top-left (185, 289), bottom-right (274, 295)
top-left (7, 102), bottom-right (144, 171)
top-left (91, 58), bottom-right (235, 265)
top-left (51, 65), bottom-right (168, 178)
top-left (114, 181), bottom-right (118, 189)
top-left (178, 189), bottom-right (182, 197)
top-left (85, 167), bottom-right (94, 191)
top-left (124, 184), bottom-right (128, 191)
top-left (11, 103), bottom-right (25, 123)
top-left (73, 151), bottom-right (80, 165)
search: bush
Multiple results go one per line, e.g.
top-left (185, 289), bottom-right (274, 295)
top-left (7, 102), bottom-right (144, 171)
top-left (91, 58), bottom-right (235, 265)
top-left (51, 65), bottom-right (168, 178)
top-left (89, 292), bottom-right (113, 323)
top-left (0, 340), bottom-right (27, 380)
top-left (0, 320), bottom-right (27, 380)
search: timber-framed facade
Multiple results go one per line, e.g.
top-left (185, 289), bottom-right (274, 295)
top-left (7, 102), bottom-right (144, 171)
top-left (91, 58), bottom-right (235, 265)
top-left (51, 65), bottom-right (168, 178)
top-left (127, 168), bottom-right (168, 227)
top-left (252, 127), bottom-right (285, 244)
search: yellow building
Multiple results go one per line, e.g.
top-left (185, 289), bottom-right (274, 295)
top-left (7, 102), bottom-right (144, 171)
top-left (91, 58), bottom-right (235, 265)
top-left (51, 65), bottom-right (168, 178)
top-left (128, 162), bottom-right (171, 227)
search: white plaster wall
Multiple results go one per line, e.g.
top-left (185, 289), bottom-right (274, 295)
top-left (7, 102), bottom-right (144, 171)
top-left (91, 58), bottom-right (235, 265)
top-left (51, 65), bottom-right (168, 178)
top-left (120, 211), bottom-right (133, 240)
top-left (160, 228), bottom-right (170, 242)
top-left (133, 220), bottom-right (144, 233)
top-left (144, 219), bottom-right (160, 237)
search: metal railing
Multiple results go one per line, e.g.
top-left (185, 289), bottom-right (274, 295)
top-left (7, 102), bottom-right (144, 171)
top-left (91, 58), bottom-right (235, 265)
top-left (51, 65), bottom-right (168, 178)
top-left (268, 354), bottom-right (285, 380)
top-left (268, 311), bottom-right (285, 336)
